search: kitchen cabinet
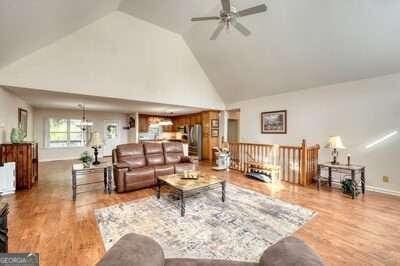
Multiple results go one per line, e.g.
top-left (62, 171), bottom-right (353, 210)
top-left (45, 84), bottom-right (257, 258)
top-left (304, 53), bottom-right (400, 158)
top-left (139, 115), bottom-right (173, 133)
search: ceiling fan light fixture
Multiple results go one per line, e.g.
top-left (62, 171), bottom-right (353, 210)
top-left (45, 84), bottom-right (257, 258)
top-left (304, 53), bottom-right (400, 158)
top-left (190, 0), bottom-right (267, 40)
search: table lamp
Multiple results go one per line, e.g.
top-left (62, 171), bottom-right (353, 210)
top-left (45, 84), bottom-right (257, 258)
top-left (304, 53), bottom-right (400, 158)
top-left (90, 132), bottom-right (103, 165)
top-left (325, 136), bottom-right (346, 165)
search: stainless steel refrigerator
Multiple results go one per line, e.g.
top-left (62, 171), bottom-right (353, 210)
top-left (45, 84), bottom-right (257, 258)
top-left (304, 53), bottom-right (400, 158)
top-left (189, 124), bottom-right (202, 160)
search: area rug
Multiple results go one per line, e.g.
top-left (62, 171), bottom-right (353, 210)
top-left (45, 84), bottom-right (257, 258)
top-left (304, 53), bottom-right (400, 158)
top-left (95, 184), bottom-right (316, 262)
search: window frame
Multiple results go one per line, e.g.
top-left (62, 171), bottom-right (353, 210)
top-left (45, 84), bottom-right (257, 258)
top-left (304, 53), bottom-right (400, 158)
top-left (45, 117), bottom-right (85, 149)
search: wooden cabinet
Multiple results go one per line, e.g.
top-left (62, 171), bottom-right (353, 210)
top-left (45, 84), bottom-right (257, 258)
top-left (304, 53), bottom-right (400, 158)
top-left (139, 115), bottom-right (173, 133)
top-left (139, 116), bottom-right (149, 133)
top-left (0, 143), bottom-right (38, 190)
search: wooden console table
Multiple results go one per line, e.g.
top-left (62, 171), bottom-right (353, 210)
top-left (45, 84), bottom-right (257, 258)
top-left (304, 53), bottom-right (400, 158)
top-left (317, 163), bottom-right (365, 199)
top-left (72, 163), bottom-right (112, 201)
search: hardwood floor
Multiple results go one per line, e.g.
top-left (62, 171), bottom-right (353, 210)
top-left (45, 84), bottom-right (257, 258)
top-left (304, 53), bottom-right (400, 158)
top-left (4, 159), bottom-right (400, 266)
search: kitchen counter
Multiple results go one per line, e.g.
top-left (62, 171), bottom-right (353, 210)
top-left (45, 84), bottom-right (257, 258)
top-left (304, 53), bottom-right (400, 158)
top-left (139, 139), bottom-right (187, 144)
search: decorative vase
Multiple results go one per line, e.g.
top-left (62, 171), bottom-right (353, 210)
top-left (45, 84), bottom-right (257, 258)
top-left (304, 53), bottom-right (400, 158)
top-left (10, 128), bottom-right (24, 144)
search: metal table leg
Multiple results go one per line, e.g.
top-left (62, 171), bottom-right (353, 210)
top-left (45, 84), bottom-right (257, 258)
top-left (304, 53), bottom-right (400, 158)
top-left (351, 169), bottom-right (356, 199)
top-left (107, 167), bottom-right (112, 194)
top-left (180, 190), bottom-right (185, 217)
top-left (72, 170), bottom-right (77, 201)
top-left (317, 165), bottom-right (321, 190)
top-left (103, 168), bottom-right (107, 193)
top-left (221, 181), bottom-right (226, 202)
top-left (361, 168), bottom-right (366, 194)
top-left (156, 179), bottom-right (161, 199)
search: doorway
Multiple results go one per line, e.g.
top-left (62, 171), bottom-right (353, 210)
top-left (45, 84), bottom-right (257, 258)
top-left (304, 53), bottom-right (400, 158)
top-left (103, 120), bottom-right (120, 156)
top-left (227, 109), bottom-right (240, 143)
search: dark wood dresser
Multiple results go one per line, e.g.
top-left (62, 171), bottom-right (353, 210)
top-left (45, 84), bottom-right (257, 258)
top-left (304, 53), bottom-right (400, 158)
top-left (0, 202), bottom-right (8, 252)
top-left (0, 143), bottom-right (38, 190)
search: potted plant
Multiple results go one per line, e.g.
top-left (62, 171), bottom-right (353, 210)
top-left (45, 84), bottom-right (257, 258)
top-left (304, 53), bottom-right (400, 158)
top-left (341, 178), bottom-right (359, 197)
top-left (79, 151), bottom-right (93, 168)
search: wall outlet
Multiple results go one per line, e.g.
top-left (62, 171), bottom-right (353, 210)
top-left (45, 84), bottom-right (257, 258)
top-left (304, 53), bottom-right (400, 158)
top-left (383, 176), bottom-right (390, 183)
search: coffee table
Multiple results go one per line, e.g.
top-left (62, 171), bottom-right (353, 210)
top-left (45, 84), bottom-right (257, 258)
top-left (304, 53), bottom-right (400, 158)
top-left (157, 173), bottom-right (226, 217)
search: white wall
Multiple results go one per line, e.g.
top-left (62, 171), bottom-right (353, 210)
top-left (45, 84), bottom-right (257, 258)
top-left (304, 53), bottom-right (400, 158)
top-left (0, 87), bottom-right (33, 143)
top-left (0, 11), bottom-right (225, 110)
top-left (34, 108), bottom-right (130, 162)
top-left (228, 73), bottom-right (400, 194)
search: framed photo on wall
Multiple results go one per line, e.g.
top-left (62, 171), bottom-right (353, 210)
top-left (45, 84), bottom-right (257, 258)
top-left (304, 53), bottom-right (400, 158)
top-left (261, 110), bottom-right (287, 134)
top-left (18, 108), bottom-right (28, 137)
top-left (211, 129), bottom-right (219, 137)
top-left (211, 119), bottom-right (219, 128)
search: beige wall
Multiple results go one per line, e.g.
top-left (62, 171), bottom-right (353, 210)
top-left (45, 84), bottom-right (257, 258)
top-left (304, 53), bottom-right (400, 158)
top-left (34, 108), bottom-right (130, 162)
top-left (0, 87), bottom-right (33, 143)
top-left (0, 11), bottom-right (225, 110)
top-left (228, 73), bottom-right (400, 195)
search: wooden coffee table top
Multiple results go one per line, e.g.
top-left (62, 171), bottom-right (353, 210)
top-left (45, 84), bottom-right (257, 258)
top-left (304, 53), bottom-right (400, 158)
top-left (158, 173), bottom-right (224, 191)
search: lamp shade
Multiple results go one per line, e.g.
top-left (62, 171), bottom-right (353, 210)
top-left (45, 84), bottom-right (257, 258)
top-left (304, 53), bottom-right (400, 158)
top-left (90, 132), bottom-right (103, 147)
top-left (325, 136), bottom-right (346, 149)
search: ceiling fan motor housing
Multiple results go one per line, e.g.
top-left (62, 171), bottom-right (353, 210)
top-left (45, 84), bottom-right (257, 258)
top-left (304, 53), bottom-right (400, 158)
top-left (220, 6), bottom-right (237, 22)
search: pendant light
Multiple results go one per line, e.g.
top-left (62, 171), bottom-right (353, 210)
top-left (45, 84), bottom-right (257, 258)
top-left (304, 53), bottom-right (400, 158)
top-left (77, 104), bottom-right (93, 131)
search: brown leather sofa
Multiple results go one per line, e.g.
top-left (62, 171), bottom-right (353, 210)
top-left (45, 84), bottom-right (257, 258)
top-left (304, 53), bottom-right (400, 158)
top-left (112, 142), bottom-right (195, 193)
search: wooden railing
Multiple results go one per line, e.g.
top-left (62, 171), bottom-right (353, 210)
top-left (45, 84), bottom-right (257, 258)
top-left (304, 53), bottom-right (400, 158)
top-left (228, 140), bottom-right (320, 186)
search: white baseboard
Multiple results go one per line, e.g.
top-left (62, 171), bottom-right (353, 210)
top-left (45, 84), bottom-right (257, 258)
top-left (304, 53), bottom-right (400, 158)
top-left (366, 186), bottom-right (400, 197)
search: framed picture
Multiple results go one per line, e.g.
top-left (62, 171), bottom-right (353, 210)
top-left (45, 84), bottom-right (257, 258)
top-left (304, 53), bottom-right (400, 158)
top-left (211, 129), bottom-right (219, 137)
top-left (211, 119), bottom-right (219, 128)
top-left (18, 108), bottom-right (28, 137)
top-left (261, 110), bottom-right (287, 134)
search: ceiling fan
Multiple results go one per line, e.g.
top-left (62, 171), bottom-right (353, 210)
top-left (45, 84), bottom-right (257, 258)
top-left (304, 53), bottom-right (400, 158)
top-left (191, 0), bottom-right (267, 40)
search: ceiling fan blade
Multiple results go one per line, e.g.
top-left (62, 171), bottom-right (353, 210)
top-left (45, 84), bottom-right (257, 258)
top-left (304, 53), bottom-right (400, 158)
top-left (191, 16), bottom-right (220, 22)
top-left (232, 20), bottom-right (251, 36)
top-left (210, 22), bottom-right (225, 40)
top-left (238, 4), bottom-right (267, 17)
top-left (221, 0), bottom-right (231, 12)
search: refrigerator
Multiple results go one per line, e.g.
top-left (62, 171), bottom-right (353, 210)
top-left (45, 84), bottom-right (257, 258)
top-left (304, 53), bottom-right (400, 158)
top-left (189, 124), bottom-right (202, 160)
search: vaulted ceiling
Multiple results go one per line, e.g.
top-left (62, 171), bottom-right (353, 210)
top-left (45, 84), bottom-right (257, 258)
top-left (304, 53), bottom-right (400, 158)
top-left (0, 0), bottom-right (121, 69)
top-left (1, 0), bottom-right (400, 104)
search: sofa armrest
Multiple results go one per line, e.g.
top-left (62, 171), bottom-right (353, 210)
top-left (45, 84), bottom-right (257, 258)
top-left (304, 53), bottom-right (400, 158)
top-left (113, 164), bottom-right (129, 193)
top-left (259, 237), bottom-right (324, 266)
top-left (97, 233), bottom-right (165, 266)
top-left (113, 162), bottom-right (131, 170)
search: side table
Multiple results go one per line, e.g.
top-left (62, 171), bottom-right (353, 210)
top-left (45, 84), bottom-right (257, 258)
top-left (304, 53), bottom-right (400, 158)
top-left (72, 163), bottom-right (113, 201)
top-left (317, 163), bottom-right (366, 199)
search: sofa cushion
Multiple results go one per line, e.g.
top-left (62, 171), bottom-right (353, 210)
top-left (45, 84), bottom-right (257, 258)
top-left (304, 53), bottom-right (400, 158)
top-left (165, 153), bottom-right (183, 164)
top-left (117, 144), bottom-right (146, 169)
top-left (163, 142), bottom-right (184, 153)
top-left (122, 157), bottom-right (146, 169)
top-left (147, 154), bottom-right (165, 166)
top-left (259, 237), bottom-right (324, 266)
top-left (117, 143), bottom-right (144, 157)
top-left (175, 163), bottom-right (195, 173)
top-left (164, 143), bottom-right (185, 164)
top-left (97, 233), bottom-right (165, 266)
top-left (165, 258), bottom-right (257, 266)
top-left (155, 164), bottom-right (175, 178)
top-left (125, 167), bottom-right (155, 191)
top-left (144, 143), bottom-right (164, 154)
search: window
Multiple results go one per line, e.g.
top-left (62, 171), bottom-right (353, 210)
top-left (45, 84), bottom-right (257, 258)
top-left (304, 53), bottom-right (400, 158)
top-left (47, 118), bottom-right (84, 148)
